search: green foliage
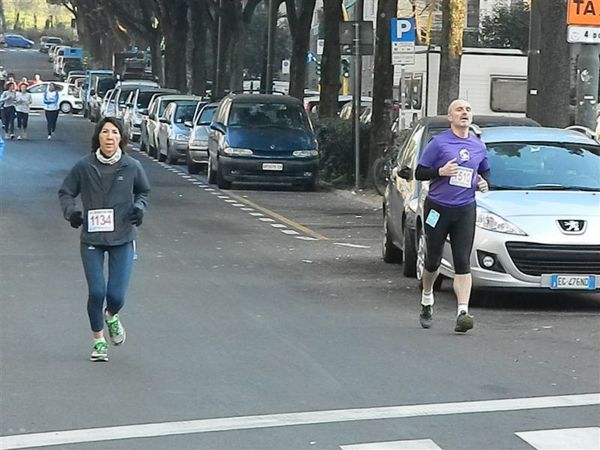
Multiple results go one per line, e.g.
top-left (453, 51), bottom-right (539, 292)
top-left (313, 117), bottom-right (371, 187)
top-left (480, 3), bottom-right (529, 50)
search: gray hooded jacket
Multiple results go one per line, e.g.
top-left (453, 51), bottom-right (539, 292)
top-left (58, 153), bottom-right (150, 246)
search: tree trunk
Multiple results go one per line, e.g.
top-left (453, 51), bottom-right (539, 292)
top-left (437, 0), bottom-right (465, 114)
top-left (528, 0), bottom-right (570, 127)
top-left (188, 0), bottom-right (208, 96)
top-left (368, 0), bottom-right (396, 179)
top-left (161, 0), bottom-right (189, 92)
top-left (286, 0), bottom-right (317, 100)
top-left (228, 2), bottom-right (244, 92)
top-left (0, 0), bottom-right (6, 32)
top-left (319, 0), bottom-right (342, 118)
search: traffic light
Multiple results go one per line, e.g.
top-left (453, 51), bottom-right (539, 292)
top-left (341, 59), bottom-right (350, 78)
top-left (315, 61), bottom-right (321, 77)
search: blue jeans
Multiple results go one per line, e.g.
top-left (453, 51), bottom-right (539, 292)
top-left (80, 242), bottom-right (135, 332)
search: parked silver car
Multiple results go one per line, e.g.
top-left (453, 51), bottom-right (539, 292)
top-left (385, 124), bottom-right (599, 291)
top-left (186, 102), bottom-right (218, 174)
top-left (157, 97), bottom-right (203, 164)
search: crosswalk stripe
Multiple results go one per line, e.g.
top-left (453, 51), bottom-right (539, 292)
top-left (341, 439), bottom-right (442, 449)
top-left (516, 427), bottom-right (600, 450)
top-left (1, 394), bottom-right (597, 449)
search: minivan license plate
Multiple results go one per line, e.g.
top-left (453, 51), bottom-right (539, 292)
top-left (550, 274), bottom-right (596, 289)
top-left (263, 163), bottom-right (283, 171)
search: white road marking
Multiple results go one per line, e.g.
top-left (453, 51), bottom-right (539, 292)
top-left (1, 394), bottom-right (597, 449)
top-left (334, 243), bottom-right (371, 249)
top-left (204, 188), bottom-right (215, 191)
top-left (270, 223), bottom-right (287, 228)
top-left (224, 199), bottom-right (237, 203)
top-left (341, 439), bottom-right (442, 450)
top-left (249, 212), bottom-right (264, 217)
top-left (241, 207), bottom-right (254, 211)
top-left (516, 427), bottom-right (600, 450)
top-left (281, 229), bottom-right (300, 235)
top-left (231, 203), bottom-right (245, 207)
top-left (259, 218), bottom-right (275, 222)
top-left (296, 236), bottom-right (318, 241)
top-left (217, 196), bottom-right (229, 199)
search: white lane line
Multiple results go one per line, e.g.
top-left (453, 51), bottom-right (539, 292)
top-left (232, 203), bottom-right (245, 207)
top-left (224, 199), bottom-right (237, 203)
top-left (334, 243), bottom-right (371, 249)
top-left (341, 439), bottom-right (443, 450)
top-left (281, 229), bottom-right (300, 235)
top-left (259, 218), bottom-right (275, 222)
top-left (296, 236), bottom-right (318, 241)
top-left (249, 212), bottom-right (264, 217)
top-left (210, 192), bottom-right (220, 195)
top-left (217, 196), bottom-right (229, 199)
top-left (1, 394), bottom-right (597, 449)
top-left (270, 223), bottom-right (287, 228)
top-left (204, 188), bottom-right (215, 191)
top-left (516, 427), bottom-right (600, 450)
top-left (241, 208), bottom-right (254, 211)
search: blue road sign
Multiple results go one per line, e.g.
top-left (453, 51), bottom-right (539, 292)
top-left (391, 18), bottom-right (416, 43)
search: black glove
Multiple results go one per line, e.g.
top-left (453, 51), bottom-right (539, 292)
top-left (128, 206), bottom-right (144, 226)
top-left (69, 211), bottom-right (83, 229)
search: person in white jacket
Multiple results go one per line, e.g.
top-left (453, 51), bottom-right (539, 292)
top-left (43, 82), bottom-right (60, 140)
top-left (15, 83), bottom-right (32, 140)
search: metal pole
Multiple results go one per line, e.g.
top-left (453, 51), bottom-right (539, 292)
top-left (214, 0), bottom-right (223, 100)
top-left (265, 0), bottom-right (276, 94)
top-left (526, 0), bottom-right (541, 121)
top-left (400, 65), bottom-right (406, 129)
top-left (353, 1), bottom-right (363, 190)
top-left (575, 44), bottom-right (600, 129)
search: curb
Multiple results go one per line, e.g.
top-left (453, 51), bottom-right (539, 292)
top-left (333, 188), bottom-right (383, 210)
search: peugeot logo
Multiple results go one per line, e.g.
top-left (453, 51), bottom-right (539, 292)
top-left (557, 219), bottom-right (586, 234)
top-left (270, 144), bottom-right (276, 150)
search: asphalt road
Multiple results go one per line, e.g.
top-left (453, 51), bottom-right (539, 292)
top-left (0, 49), bottom-right (599, 450)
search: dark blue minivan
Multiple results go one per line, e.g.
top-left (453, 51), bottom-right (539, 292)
top-left (207, 93), bottom-right (319, 190)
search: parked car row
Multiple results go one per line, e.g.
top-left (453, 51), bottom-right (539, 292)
top-left (382, 115), bottom-right (600, 293)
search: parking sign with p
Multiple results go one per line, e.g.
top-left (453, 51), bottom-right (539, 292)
top-left (391, 18), bottom-right (416, 43)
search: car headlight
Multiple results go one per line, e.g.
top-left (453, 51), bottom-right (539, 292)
top-left (223, 147), bottom-right (253, 156)
top-left (293, 150), bottom-right (318, 157)
top-left (190, 139), bottom-right (208, 148)
top-left (175, 134), bottom-right (188, 141)
top-left (476, 208), bottom-right (527, 235)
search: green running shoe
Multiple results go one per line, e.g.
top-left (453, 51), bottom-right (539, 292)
top-left (90, 341), bottom-right (108, 362)
top-left (419, 305), bottom-right (433, 329)
top-left (454, 310), bottom-right (474, 333)
top-left (106, 314), bottom-right (126, 345)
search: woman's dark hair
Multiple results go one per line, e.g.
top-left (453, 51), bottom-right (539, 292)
top-left (91, 117), bottom-right (128, 151)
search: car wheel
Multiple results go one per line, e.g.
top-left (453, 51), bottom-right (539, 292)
top-left (416, 228), bottom-right (426, 281)
top-left (402, 226), bottom-right (417, 278)
top-left (216, 160), bottom-right (231, 189)
top-left (166, 144), bottom-right (178, 165)
top-left (207, 156), bottom-right (217, 184)
top-left (186, 154), bottom-right (200, 174)
top-left (60, 102), bottom-right (72, 114)
top-left (382, 210), bottom-right (403, 263)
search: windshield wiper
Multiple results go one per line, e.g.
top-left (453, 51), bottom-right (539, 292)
top-left (491, 184), bottom-right (599, 191)
top-left (490, 184), bottom-right (524, 190)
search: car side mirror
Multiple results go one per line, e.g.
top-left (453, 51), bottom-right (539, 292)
top-left (184, 120), bottom-right (193, 128)
top-left (139, 108), bottom-right (148, 115)
top-left (126, 102), bottom-right (133, 107)
top-left (210, 122), bottom-right (226, 134)
top-left (159, 117), bottom-right (169, 124)
top-left (398, 166), bottom-right (413, 181)
top-left (149, 114), bottom-right (156, 120)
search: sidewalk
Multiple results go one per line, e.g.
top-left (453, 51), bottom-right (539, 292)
top-left (334, 187), bottom-right (383, 210)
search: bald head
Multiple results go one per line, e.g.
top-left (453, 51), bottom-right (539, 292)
top-left (447, 99), bottom-right (473, 136)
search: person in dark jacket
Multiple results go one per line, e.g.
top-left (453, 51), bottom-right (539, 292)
top-left (58, 117), bottom-right (150, 362)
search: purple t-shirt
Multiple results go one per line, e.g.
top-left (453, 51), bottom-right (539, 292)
top-left (418, 129), bottom-right (489, 207)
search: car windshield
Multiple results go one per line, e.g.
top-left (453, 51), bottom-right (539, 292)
top-left (118, 89), bottom-right (135, 105)
top-left (174, 104), bottom-right (197, 123)
top-left (137, 91), bottom-right (159, 108)
top-left (228, 103), bottom-right (307, 129)
top-left (196, 106), bottom-right (217, 126)
top-left (486, 142), bottom-right (600, 191)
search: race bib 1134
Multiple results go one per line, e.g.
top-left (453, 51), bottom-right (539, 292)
top-left (87, 209), bottom-right (114, 232)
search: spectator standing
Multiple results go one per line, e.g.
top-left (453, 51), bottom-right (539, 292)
top-left (43, 82), bottom-right (60, 140)
top-left (0, 66), bottom-right (7, 91)
top-left (15, 83), bottom-right (32, 140)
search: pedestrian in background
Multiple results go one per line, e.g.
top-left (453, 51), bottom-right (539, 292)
top-left (15, 83), bottom-right (32, 140)
top-left (58, 117), bottom-right (150, 362)
top-left (43, 82), bottom-right (60, 140)
top-left (18, 77), bottom-right (30, 90)
top-left (1, 82), bottom-right (17, 139)
top-left (0, 66), bottom-right (7, 91)
top-left (31, 74), bottom-right (42, 86)
top-left (414, 99), bottom-right (490, 333)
